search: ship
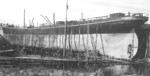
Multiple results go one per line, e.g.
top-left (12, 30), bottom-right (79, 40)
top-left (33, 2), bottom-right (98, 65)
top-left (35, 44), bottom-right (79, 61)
top-left (0, 12), bottom-right (148, 59)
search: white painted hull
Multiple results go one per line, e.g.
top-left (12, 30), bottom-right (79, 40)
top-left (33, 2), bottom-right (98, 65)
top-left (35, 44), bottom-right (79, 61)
top-left (4, 30), bottom-right (138, 59)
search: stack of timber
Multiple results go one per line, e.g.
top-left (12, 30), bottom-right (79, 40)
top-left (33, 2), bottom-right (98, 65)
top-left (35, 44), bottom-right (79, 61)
top-left (0, 54), bottom-right (145, 65)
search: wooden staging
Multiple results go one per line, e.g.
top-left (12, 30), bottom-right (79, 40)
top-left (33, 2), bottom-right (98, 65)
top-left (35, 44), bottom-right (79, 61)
top-left (0, 55), bottom-right (146, 66)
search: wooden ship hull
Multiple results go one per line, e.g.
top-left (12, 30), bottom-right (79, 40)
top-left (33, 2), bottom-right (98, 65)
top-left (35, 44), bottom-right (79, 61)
top-left (0, 13), bottom-right (149, 59)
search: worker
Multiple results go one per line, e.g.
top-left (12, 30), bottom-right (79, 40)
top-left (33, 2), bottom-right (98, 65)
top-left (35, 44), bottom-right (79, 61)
top-left (128, 44), bottom-right (133, 58)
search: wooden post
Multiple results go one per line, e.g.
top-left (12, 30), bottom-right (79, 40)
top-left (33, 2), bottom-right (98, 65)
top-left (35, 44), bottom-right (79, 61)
top-left (82, 28), bottom-right (86, 60)
top-left (146, 32), bottom-right (150, 58)
top-left (99, 25), bottom-right (105, 55)
top-left (95, 27), bottom-right (98, 59)
top-left (86, 24), bottom-right (89, 60)
top-left (31, 28), bottom-right (34, 53)
top-left (148, 32), bottom-right (150, 57)
top-left (59, 29), bottom-right (61, 49)
top-left (73, 27), bottom-right (78, 59)
top-left (64, 0), bottom-right (68, 58)
top-left (70, 29), bottom-right (73, 58)
top-left (78, 25), bottom-right (81, 60)
top-left (63, 27), bottom-right (66, 57)
top-left (49, 29), bottom-right (50, 49)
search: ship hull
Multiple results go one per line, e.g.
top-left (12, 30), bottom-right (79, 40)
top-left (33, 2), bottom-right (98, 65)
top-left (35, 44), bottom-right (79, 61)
top-left (3, 17), bottom-right (145, 59)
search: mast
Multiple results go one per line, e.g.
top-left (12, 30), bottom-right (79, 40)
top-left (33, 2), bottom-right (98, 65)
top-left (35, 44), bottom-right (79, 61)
top-left (53, 12), bottom-right (55, 25)
top-left (64, 0), bottom-right (68, 57)
top-left (81, 12), bottom-right (83, 20)
top-left (32, 18), bottom-right (34, 26)
top-left (23, 9), bottom-right (26, 27)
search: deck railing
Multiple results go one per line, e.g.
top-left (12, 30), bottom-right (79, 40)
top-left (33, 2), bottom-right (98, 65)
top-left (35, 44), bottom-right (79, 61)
top-left (80, 13), bottom-right (149, 23)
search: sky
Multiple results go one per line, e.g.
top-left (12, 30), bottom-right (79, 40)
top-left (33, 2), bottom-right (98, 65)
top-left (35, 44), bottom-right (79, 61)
top-left (0, 0), bottom-right (149, 26)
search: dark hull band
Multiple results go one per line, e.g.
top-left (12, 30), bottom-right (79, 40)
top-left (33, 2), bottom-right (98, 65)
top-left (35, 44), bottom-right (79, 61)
top-left (3, 18), bottom-right (146, 35)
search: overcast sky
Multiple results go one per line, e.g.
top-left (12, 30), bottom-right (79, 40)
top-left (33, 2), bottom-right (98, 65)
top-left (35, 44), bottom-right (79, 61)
top-left (0, 0), bottom-right (149, 26)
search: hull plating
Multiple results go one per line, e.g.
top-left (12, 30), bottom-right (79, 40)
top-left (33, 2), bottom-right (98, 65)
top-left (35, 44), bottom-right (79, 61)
top-left (3, 20), bottom-right (140, 59)
top-left (4, 33), bottom-right (138, 58)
